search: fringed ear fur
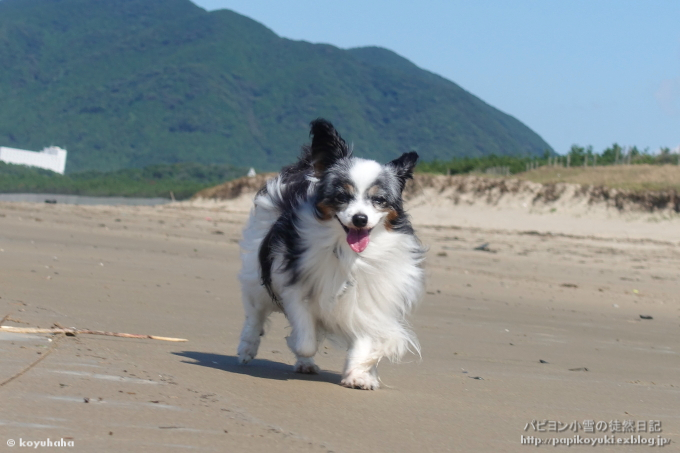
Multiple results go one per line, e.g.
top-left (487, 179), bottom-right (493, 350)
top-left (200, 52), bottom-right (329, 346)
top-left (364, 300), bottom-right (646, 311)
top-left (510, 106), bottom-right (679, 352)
top-left (309, 118), bottom-right (352, 176)
top-left (387, 151), bottom-right (419, 192)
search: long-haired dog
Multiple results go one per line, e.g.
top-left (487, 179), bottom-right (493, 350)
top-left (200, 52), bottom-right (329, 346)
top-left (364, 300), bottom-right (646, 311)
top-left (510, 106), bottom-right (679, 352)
top-left (237, 119), bottom-right (425, 389)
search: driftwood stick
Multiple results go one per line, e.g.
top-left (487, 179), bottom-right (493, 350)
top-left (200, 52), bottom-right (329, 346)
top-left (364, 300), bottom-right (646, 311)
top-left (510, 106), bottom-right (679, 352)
top-left (0, 335), bottom-right (61, 387)
top-left (0, 326), bottom-right (188, 342)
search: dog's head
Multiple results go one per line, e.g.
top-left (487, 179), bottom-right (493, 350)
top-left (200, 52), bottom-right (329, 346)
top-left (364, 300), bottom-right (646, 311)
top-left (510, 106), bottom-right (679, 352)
top-left (310, 119), bottom-right (418, 253)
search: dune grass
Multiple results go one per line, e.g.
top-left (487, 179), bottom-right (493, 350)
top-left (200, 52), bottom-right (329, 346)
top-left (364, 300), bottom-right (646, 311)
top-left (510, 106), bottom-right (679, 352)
top-left (517, 164), bottom-right (680, 192)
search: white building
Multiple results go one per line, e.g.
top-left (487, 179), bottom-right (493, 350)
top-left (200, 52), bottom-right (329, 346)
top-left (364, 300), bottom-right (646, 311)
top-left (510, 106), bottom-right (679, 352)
top-left (0, 145), bottom-right (67, 174)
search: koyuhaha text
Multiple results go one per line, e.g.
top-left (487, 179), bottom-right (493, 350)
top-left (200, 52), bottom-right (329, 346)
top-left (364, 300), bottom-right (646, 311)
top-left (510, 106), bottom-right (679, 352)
top-left (7, 438), bottom-right (75, 448)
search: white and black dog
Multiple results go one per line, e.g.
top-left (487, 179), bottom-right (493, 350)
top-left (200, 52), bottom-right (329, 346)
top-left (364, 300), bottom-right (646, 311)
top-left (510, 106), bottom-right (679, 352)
top-left (237, 119), bottom-right (425, 389)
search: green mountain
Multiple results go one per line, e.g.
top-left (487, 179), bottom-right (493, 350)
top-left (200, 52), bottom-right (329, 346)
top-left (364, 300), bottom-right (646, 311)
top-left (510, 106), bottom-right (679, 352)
top-left (0, 0), bottom-right (553, 173)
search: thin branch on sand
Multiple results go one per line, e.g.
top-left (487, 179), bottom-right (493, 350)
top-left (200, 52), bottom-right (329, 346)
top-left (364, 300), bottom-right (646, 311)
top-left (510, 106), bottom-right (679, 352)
top-left (0, 334), bottom-right (61, 387)
top-left (0, 325), bottom-right (188, 342)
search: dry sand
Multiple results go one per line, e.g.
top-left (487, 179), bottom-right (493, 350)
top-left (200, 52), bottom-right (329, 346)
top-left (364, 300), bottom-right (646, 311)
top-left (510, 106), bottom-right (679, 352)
top-left (0, 188), bottom-right (678, 452)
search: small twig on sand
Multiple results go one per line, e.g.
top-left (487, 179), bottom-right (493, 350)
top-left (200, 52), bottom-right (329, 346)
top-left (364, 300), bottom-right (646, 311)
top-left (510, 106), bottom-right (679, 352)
top-left (0, 313), bottom-right (10, 326)
top-left (0, 326), bottom-right (188, 342)
top-left (0, 335), bottom-right (61, 387)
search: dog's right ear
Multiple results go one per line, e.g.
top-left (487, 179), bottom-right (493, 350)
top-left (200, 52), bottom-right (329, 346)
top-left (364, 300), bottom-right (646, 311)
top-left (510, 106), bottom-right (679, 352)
top-left (309, 118), bottom-right (352, 176)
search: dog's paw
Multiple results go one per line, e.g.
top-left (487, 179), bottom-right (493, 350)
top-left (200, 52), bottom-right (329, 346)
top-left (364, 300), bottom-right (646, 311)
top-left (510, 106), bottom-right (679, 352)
top-left (294, 358), bottom-right (320, 374)
top-left (237, 340), bottom-right (259, 364)
top-left (340, 371), bottom-right (380, 390)
top-left (237, 353), bottom-right (254, 364)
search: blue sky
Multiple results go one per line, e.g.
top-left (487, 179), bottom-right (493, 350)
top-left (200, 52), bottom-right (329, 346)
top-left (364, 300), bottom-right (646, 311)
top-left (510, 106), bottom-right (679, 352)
top-left (193, 0), bottom-right (680, 155)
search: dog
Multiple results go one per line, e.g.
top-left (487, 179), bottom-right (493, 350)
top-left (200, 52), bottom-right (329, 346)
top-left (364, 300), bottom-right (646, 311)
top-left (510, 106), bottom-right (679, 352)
top-left (237, 119), bottom-right (425, 389)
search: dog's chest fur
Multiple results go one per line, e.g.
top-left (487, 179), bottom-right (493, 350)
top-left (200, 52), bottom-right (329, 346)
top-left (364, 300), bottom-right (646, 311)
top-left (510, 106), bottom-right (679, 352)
top-left (293, 212), bottom-right (423, 333)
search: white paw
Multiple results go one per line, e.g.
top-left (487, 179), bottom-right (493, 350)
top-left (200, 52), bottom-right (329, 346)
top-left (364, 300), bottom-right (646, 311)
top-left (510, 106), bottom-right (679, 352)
top-left (294, 358), bottom-right (320, 374)
top-left (341, 371), bottom-right (380, 390)
top-left (237, 340), bottom-right (259, 364)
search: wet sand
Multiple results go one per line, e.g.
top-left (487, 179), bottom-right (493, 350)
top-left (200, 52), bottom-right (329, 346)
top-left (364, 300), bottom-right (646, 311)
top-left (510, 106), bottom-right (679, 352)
top-left (0, 193), bottom-right (170, 206)
top-left (0, 199), bottom-right (678, 452)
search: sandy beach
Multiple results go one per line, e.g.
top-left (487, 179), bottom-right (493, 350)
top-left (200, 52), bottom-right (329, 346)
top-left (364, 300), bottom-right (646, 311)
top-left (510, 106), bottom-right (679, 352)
top-left (1, 191), bottom-right (678, 452)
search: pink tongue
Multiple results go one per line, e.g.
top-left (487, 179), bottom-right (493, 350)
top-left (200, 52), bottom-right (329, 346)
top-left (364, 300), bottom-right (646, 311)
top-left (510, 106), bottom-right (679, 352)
top-left (347, 229), bottom-right (370, 253)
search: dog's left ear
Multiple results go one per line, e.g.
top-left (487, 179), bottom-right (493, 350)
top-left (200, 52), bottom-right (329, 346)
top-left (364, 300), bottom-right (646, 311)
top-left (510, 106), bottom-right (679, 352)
top-left (387, 151), bottom-right (419, 192)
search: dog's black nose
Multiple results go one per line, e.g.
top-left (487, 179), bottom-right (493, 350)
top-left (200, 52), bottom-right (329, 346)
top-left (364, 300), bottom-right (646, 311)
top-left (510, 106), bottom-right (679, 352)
top-left (352, 214), bottom-right (368, 228)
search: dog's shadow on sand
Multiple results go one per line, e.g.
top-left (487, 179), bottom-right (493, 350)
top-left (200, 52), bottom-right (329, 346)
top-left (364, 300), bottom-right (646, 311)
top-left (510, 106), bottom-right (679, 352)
top-left (173, 351), bottom-right (341, 385)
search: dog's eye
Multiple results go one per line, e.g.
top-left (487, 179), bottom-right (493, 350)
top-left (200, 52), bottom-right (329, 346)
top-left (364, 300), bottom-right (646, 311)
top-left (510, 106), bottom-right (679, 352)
top-left (372, 196), bottom-right (387, 206)
top-left (334, 193), bottom-right (351, 204)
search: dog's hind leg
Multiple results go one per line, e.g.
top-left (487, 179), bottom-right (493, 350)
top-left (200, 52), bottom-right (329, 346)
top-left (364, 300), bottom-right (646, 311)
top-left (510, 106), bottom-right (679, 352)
top-left (237, 288), bottom-right (273, 364)
top-left (281, 290), bottom-right (321, 374)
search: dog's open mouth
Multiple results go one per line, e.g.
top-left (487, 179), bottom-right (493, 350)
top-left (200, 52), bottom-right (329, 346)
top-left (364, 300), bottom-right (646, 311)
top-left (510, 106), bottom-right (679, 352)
top-left (337, 217), bottom-right (372, 253)
top-left (346, 228), bottom-right (371, 253)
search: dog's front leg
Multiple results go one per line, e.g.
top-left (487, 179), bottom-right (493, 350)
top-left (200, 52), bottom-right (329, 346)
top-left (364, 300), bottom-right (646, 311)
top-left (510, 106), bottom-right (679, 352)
top-left (281, 290), bottom-right (320, 374)
top-left (341, 337), bottom-right (381, 390)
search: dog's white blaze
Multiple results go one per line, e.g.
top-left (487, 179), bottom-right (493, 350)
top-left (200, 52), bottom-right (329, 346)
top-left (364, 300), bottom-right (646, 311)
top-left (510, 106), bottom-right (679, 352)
top-left (349, 158), bottom-right (382, 193)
